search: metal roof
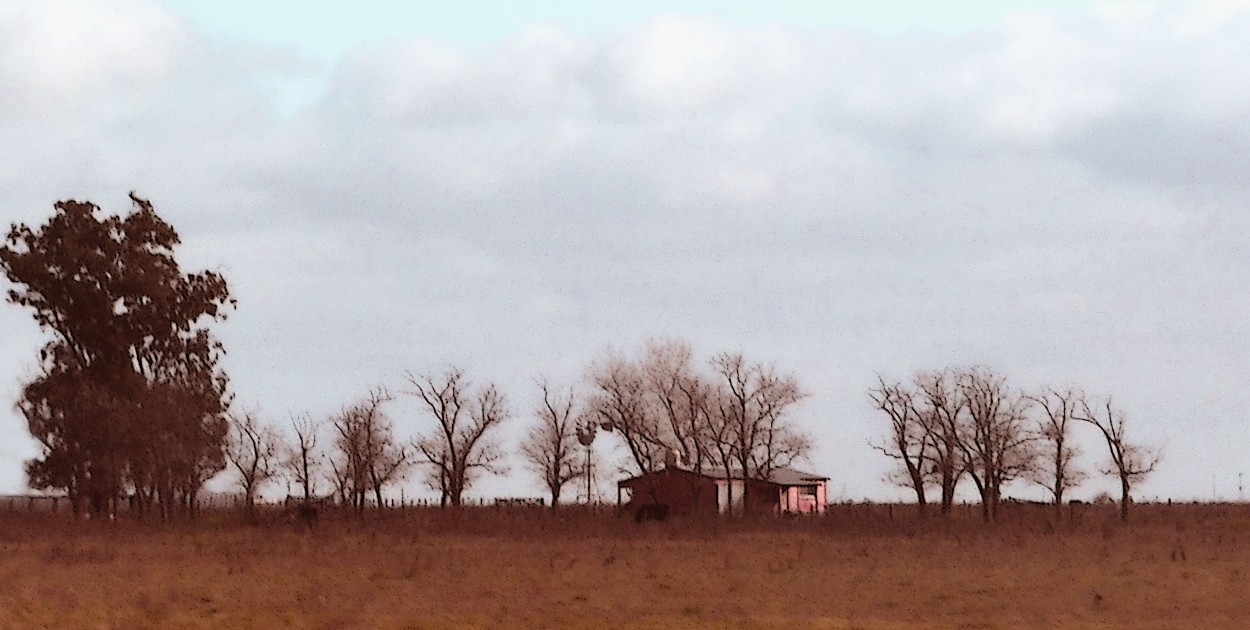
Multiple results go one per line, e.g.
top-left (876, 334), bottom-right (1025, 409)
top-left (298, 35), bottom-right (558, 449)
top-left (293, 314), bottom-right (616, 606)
top-left (761, 467), bottom-right (830, 486)
top-left (619, 465), bottom-right (828, 486)
top-left (701, 466), bottom-right (828, 486)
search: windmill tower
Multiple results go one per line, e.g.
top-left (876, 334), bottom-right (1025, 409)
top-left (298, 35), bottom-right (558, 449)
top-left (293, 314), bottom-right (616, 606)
top-left (575, 422), bottom-right (598, 504)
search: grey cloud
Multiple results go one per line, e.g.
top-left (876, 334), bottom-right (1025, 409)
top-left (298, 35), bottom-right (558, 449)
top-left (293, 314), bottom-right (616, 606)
top-left (1058, 113), bottom-right (1250, 188)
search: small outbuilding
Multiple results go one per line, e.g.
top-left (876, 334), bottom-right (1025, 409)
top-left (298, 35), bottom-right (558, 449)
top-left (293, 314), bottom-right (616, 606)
top-left (617, 464), bottom-right (829, 517)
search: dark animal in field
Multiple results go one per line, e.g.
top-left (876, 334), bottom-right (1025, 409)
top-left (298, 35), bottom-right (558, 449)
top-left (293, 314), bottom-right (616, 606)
top-left (634, 503), bottom-right (670, 523)
top-left (292, 503), bottom-right (319, 528)
top-left (282, 498), bottom-right (322, 529)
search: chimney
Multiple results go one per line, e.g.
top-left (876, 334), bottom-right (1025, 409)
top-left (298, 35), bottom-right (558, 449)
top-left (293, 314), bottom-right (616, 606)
top-left (664, 448), bottom-right (683, 470)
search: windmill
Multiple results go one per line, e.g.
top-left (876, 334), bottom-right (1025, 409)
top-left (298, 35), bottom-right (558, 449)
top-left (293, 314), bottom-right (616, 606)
top-left (575, 420), bottom-right (598, 504)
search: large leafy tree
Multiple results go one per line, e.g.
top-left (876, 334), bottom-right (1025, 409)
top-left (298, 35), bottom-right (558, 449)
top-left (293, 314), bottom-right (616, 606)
top-left (2, 194), bottom-right (233, 518)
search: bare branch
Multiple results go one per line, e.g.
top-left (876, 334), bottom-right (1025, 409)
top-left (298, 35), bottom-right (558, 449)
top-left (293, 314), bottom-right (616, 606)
top-left (225, 411), bottom-right (281, 515)
top-left (1078, 395), bottom-right (1161, 521)
top-left (869, 374), bottom-right (930, 513)
top-left (1025, 386), bottom-right (1087, 513)
top-left (407, 368), bottom-right (510, 508)
top-left (521, 379), bottom-right (584, 508)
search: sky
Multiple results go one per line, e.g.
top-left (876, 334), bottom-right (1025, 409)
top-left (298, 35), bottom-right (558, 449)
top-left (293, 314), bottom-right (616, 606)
top-left (1, 0), bottom-right (1248, 503)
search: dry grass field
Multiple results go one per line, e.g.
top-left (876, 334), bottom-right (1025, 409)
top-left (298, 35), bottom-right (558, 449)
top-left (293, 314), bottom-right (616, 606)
top-left (2, 503), bottom-right (1249, 629)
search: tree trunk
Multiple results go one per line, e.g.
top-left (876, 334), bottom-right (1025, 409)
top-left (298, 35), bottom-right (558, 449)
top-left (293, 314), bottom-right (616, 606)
top-left (302, 467), bottom-right (311, 502)
top-left (911, 476), bottom-right (927, 517)
top-left (717, 457), bottom-right (734, 516)
top-left (244, 482), bottom-right (256, 519)
top-left (969, 476), bottom-right (990, 522)
top-left (159, 480), bottom-right (173, 521)
top-left (737, 458), bottom-right (751, 515)
top-left (988, 477), bottom-right (1001, 522)
top-left (939, 461), bottom-right (955, 515)
top-left (1119, 475), bottom-right (1131, 522)
top-left (1052, 442), bottom-right (1065, 521)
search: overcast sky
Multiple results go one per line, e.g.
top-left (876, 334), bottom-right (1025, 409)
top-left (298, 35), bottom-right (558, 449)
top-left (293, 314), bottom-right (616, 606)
top-left (1, 0), bottom-right (1247, 503)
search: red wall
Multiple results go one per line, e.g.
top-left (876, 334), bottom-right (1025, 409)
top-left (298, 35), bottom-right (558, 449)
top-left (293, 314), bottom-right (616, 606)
top-left (622, 469), bottom-right (781, 516)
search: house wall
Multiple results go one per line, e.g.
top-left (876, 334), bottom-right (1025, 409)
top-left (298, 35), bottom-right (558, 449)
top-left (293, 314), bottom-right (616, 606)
top-left (778, 481), bottom-right (829, 515)
top-left (714, 478), bottom-right (779, 515)
top-left (782, 486), bottom-right (798, 513)
top-left (716, 480), bottom-right (743, 515)
top-left (620, 469), bottom-right (815, 517)
top-left (621, 469), bottom-right (718, 516)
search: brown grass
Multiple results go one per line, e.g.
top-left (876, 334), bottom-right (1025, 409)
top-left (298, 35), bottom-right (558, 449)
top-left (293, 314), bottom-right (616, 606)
top-left (1, 502), bottom-right (1249, 629)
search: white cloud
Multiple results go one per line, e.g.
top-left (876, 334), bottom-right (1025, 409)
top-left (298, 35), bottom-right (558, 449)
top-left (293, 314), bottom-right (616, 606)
top-left (0, 1), bottom-right (187, 114)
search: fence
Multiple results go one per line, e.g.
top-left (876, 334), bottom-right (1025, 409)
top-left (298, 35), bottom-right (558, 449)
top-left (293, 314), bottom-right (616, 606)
top-left (0, 495), bottom-right (66, 512)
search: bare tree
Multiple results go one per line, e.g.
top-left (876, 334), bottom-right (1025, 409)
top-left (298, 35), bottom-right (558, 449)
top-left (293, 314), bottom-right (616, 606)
top-left (1078, 396), bottom-right (1161, 522)
top-left (642, 340), bottom-right (710, 471)
top-left (701, 382), bottom-right (741, 514)
top-left (286, 413), bottom-right (323, 502)
top-left (956, 367), bottom-right (1036, 522)
top-left (583, 343), bottom-right (809, 515)
top-left (326, 450), bottom-right (352, 508)
top-left (225, 412), bottom-right (281, 517)
top-left (521, 380), bottom-right (583, 508)
top-left (869, 375), bottom-right (930, 515)
top-left (329, 398), bottom-right (372, 512)
top-left (408, 369), bottom-right (509, 508)
top-left (913, 369), bottom-right (966, 516)
top-left (1027, 387), bottom-right (1086, 517)
top-left (710, 352), bottom-right (809, 513)
top-left (368, 437), bottom-right (411, 510)
top-left (329, 389), bottom-right (410, 513)
top-left (586, 354), bottom-right (667, 476)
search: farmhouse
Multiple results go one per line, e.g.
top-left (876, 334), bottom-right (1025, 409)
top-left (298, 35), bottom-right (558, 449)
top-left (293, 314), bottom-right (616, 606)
top-left (616, 464), bottom-right (829, 517)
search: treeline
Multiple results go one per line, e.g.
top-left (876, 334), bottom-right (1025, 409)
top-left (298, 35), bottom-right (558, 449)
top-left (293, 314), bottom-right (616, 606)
top-left (1, 196), bottom-right (1165, 523)
top-left (2, 196), bottom-right (813, 519)
top-left (870, 368), bottom-right (1161, 522)
top-left (228, 339), bottom-right (813, 515)
top-left (225, 339), bottom-right (813, 517)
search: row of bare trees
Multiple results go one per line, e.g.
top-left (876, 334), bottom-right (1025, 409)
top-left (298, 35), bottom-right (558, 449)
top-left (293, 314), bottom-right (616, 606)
top-left (225, 369), bottom-right (508, 514)
top-left (870, 367), bottom-right (1161, 521)
top-left (225, 340), bottom-right (814, 514)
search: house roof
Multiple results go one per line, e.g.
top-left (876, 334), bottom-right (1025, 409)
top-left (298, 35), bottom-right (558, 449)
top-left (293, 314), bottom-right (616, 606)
top-left (698, 466), bottom-right (829, 486)
top-left (761, 467), bottom-right (830, 486)
top-left (618, 465), bottom-right (828, 487)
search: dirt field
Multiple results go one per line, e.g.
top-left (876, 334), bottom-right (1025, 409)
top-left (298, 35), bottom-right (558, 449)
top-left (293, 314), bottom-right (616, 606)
top-left (2, 503), bottom-right (1248, 629)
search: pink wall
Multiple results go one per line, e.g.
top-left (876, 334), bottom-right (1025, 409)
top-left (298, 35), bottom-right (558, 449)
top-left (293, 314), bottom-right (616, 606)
top-left (778, 482), bottom-right (827, 515)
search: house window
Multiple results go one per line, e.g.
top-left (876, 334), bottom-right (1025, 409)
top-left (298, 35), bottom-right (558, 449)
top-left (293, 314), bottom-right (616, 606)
top-left (798, 485), bottom-right (819, 497)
